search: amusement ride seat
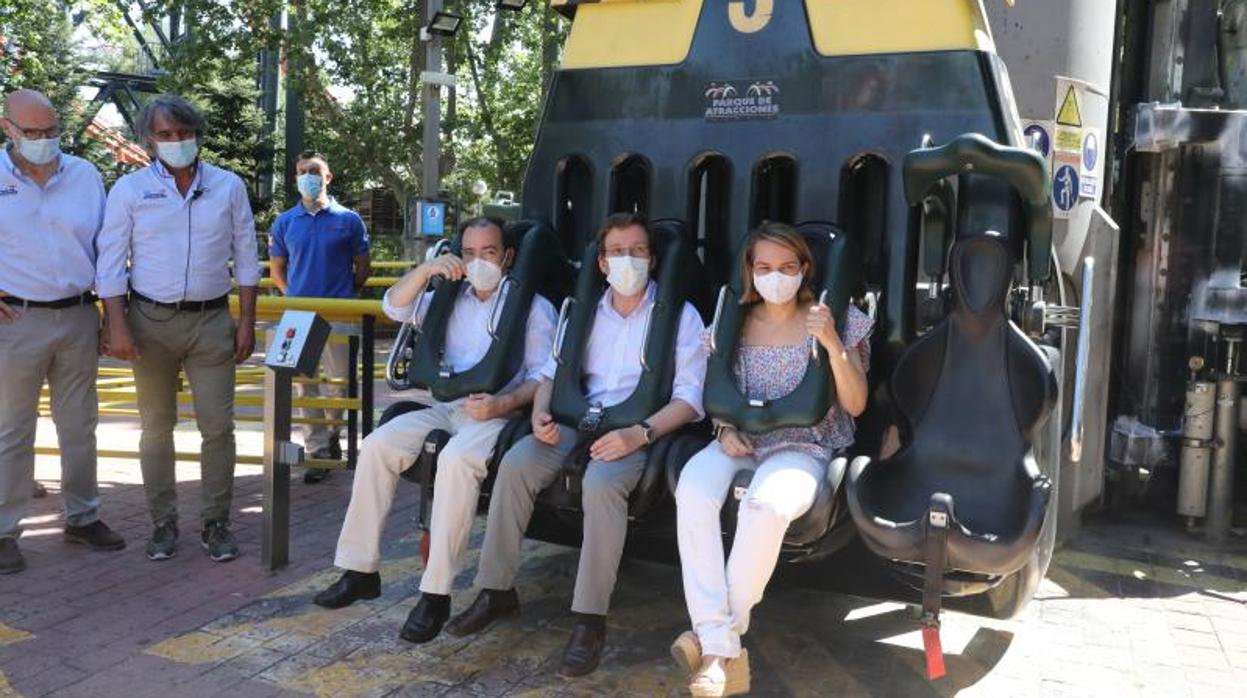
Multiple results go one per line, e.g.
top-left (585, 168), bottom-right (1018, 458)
top-left (845, 233), bottom-right (1056, 673)
top-left (845, 133), bottom-right (1056, 678)
top-left (676, 222), bottom-right (862, 550)
top-left (378, 219), bottom-right (573, 560)
top-left (538, 218), bottom-right (712, 520)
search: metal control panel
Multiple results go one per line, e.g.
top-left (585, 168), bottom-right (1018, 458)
top-left (265, 310), bottom-right (331, 377)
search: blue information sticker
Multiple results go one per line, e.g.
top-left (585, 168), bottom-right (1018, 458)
top-left (1053, 165), bottom-right (1079, 212)
top-left (420, 201), bottom-right (447, 237)
top-left (1024, 123), bottom-right (1051, 159)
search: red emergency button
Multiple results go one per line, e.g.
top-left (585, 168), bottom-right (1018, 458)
top-left (286, 328), bottom-right (296, 338)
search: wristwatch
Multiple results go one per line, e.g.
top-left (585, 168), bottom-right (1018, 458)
top-left (713, 422), bottom-right (735, 440)
top-left (637, 421), bottom-right (656, 445)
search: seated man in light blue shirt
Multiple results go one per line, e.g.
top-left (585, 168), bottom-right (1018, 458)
top-left (97, 94), bottom-right (262, 564)
top-left (268, 150), bottom-right (371, 483)
top-left (313, 218), bottom-right (558, 644)
top-left (0, 89), bottom-right (126, 574)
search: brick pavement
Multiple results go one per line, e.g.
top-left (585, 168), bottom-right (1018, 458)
top-left (2, 413), bottom-right (1246, 697)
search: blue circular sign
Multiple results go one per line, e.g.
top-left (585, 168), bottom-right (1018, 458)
top-left (1024, 124), bottom-right (1050, 158)
top-left (1082, 131), bottom-right (1099, 171)
top-left (1054, 165), bottom-right (1079, 211)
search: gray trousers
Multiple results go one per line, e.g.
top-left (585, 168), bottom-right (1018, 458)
top-left (0, 304), bottom-right (101, 538)
top-left (476, 425), bottom-right (647, 615)
top-left (128, 303), bottom-right (237, 527)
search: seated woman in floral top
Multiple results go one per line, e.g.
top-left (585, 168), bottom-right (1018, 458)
top-left (672, 222), bottom-right (872, 697)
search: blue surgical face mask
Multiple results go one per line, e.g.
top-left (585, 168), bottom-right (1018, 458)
top-left (297, 173), bottom-right (324, 199)
top-left (17, 136), bottom-right (61, 166)
top-left (154, 139), bottom-right (199, 169)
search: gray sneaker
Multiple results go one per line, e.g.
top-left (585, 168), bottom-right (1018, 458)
top-left (0, 538), bottom-right (25, 574)
top-left (201, 520), bottom-right (238, 562)
top-left (146, 522), bottom-right (179, 561)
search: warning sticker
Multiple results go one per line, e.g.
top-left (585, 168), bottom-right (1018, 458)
top-left (1056, 85), bottom-right (1083, 127)
top-left (1022, 120), bottom-right (1052, 160)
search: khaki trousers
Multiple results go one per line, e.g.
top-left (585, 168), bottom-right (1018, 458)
top-left (128, 303), bottom-right (237, 527)
top-left (0, 304), bottom-right (101, 538)
top-left (475, 427), bottom-right (648, 615)
top-left (333, 401), bottom-right (509, 590)
top-left (291, 323), bottom-right (352, 454)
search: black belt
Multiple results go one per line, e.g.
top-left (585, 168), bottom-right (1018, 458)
top-left (130, 291), bottom-right (229, 312)
top-left (1, 292), bottom-right (96, 309)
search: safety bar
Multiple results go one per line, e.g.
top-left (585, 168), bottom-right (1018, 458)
top-left (384, 279), bottom-right (434, 390)
top-left (709, 286), bottom-right (728, 356)
top-left (553, 297), bottom-right (575, 365)
top-left (1069, 258), bottom-right (1095, 463)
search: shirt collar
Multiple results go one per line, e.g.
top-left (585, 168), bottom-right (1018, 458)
top-left (151, 158), bottom-right (202, 180)
top-left (298, 197), bottom-right (338, 216)
top-left (459, 276), bottom-right (511, 305)
top-left (599, 280), bottom-right (657, 320)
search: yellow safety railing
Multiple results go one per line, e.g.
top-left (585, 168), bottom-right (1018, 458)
top-left (35, 294), bottom-right (393, 470)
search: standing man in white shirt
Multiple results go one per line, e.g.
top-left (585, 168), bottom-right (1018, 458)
top-left (0, 89), bottom-right (126, 575)
top-left (96, 94), bottom-right (261, 563)
top-left (312, 218), bottom-right (557, 643)
top-left (447, 213), bottom-right (707, 677)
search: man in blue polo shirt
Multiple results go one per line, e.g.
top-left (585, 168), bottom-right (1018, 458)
top-left (269, 150), bottom-right (371, 483)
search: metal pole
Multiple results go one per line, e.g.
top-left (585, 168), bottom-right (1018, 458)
top-left (1207, 338), bottom-right (1240, 542)
top-left (362, 314), bottom-right (376, 439)
top-left (348, 334), bottom-right (359, 470)
top-left (422, 0), bottom-right (444, 201)
top-left (283, 7), bottom-right (306, 206)
top-left (262, 368), bottom-right (292, 570)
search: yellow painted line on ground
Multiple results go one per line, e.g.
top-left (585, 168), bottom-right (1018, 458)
top-left (1056, 549), bottom-right (1247, 595)
top-left (0, 671), bottom-right (22, 698)
top-left (0, 624), bottom-right (31, 647)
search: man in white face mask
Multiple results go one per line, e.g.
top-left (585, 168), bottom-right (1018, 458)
top-left (315, 218), bottom-right (558, 641)
top-left (453, 213), bottom-right (708, 677)
top-left (268, 150), bottom-right (372, 483)
top-left (0, 89), bottom-right (126, 574)
top-left (96, 94), bottom-right (261, 564)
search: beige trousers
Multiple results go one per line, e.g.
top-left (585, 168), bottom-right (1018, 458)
top-left (128, 303), bottom-right (237, 527)
top-left (333, 401), bottom-right (509, 593)
top-left (0, 304), bottom-right (101, 538)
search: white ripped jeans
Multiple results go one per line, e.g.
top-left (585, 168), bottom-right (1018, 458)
top-left (675, 440), bottom-right (824, 659)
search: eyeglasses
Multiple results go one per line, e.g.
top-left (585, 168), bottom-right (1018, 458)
top-left (602, 245), bottom-right (651, 259)
top-left (10, 123), bottom-right (62, 140)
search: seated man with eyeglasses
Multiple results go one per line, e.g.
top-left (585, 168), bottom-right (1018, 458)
top-left (432, 213), bottom-right (708, 677)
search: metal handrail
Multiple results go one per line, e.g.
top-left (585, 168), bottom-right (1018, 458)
top-left (708, 286), bottom-right (728, 355)
top-left (486, 276), bottom-right (516, 340)
top-left (1069, 258), bottom-right (1095, 463)
top-left (552, 297), bottom-right (575, 365)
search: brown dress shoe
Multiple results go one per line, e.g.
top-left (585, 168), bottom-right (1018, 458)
top-left (558, 615), bottom-right (606, 678)
top-left (445, 588), bottom-right (519, 637)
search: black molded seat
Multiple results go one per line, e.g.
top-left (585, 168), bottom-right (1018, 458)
top-left (397, 219), bottom-right (572, 401)
top-left (702, 222), bottom-right (862, 433)
top-left (540, 218), bottom-right (712, 518)
top-left (846, 234), bottom-right (1056, 576)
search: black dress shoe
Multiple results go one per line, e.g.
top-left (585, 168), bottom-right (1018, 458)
top-left (445, 588), bottom-right (520, 637)
top-left (0, 538), bottom-right (25, 575)
top-left (559, 615), bottom-right (607, 678)
top-left (64, 520), bottom-right (126, 551)
top-left (399, 593), bottom-right (450, 644)
top-left (314, 571), bottom-right (381, 609)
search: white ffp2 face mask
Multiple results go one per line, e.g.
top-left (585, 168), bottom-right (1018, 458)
top-left (17, 136), bottom-right (60, 165)
top-left (155, 139), bottom-right (199, 169)
top-left (606, 256), bottom-right (650, 297)
top-left (465, 258), bottom-right (503, 293)
top-left (753, 270), bottom-right (804, 305)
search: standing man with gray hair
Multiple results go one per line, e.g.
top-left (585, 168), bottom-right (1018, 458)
top-left (0, 89), bottom-right (126, 574)
top-left (96, 94), bottom-right (261, 563)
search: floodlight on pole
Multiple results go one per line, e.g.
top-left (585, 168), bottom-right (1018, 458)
top-left (496, 0), bottom-right (528, 10)
top-left (420, 10), bottom-right (463, 41)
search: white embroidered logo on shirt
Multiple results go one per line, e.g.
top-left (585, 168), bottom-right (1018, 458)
top-left (141, 189), bottom-right (168, 200)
